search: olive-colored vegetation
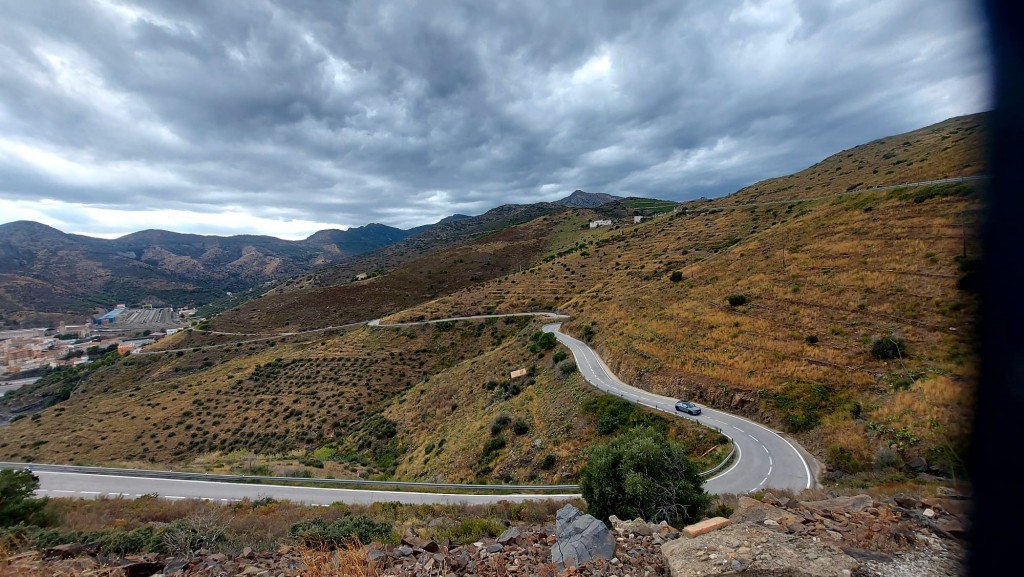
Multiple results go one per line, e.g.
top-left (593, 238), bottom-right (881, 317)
top-left (0, 113), bottom-right (986, 489)
top-left (385, 113), bottom-right (987, 482)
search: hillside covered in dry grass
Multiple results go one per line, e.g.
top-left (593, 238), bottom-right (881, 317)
top-left (0, 113), bottom-right (986, 487)
top-left (387, 113), bottom-right (987, 480)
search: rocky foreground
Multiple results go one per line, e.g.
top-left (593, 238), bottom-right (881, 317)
top-left (0, 491), bottom-right (966, 577)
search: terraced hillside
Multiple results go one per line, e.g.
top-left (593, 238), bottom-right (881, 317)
top-left (0, 113), bottom-right (985, 486)
top-left (0, 315), bottom-right (723, 484)
top-left (386, 113), bottom-right (987, 480)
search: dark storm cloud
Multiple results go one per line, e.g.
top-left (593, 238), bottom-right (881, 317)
top-left (0, 0), bottom-right (989, 236)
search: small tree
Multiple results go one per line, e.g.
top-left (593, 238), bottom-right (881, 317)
top-left (580, 427), bottom-right (711, 527)
top-left (871, 336), bottom-right (906, 360)
top-left (0, 469), bottom-right (47, 527)
top-left (727, 294), bottom-right (748, 307)
top-left (528, 331), bottom-right (557, 353)
top-left (669, 271), bottom-right (683, 282)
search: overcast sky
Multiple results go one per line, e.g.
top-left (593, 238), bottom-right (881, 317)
top-left (0, 0), bottom-right (990, 239)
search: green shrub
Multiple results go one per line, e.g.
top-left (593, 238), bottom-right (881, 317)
top-left (0, 469), bottom-right (48, 527)
top-left (557, 360), bottom-right (577, 376)
top-left (512, 418), bottom-right (530, 435)
top-left (528, 331), bottom-right (557, 353)
top-left (580, 427), bottom-right (711, 527)
top-left (763, 382), bottom-right (834, 433)
top-left (669, 271), bottom-right (683, 282)
top-left (707, 501), bottom-right (734, 519)
top-left (871, 337), bottom-right (907, 360)
top-left (491, 414), bottom-right (512, 435)
top-left (804, 335), bottom-right (819, 345)
top-left (480, 436), bottom-right (507, 463)
top-left (434, 518), bottom-right (503, 545)
top-left (826, 446), bottom-right (865, 474)
top-left (290, 515), bottom-right (393, 548)
top-left (873, 445), bottom-right (903, 470)
top-left (552, 350), bottom-right (568, 364)
top-left (539, 454), bottom-right (557, 470)
top-left (584, 395), bottom-right (668, 436)
top-left (162, 513), bottom-right (227, 556)
top-left (100, 526), bottom-right (157, 556)
top-left (727, 294), bottom-right (748, 307)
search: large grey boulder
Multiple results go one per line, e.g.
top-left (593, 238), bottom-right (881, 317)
top-left (551, 505), bottom-right (617, 569)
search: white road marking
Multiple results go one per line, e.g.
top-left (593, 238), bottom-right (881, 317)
top-left (710, 409), bottom-right (815, 490)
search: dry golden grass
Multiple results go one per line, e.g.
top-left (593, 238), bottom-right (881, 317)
top-left (870, 374), bottom-right (972, 450)
top-left (384, 113), bottom-right (986, 472)
top-left (298, 542), bottom-right (377, 577)
top-left (1, 113), bottom-right (985, 484)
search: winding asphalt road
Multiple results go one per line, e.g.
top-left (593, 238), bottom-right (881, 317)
top-left (542, 322), bottom-right (814, 494)
top-left (19, 311), bottom-right (814, 504)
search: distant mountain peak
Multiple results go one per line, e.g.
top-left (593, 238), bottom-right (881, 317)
top-left (438, 214), bottom-right (472, 224)
top-left (555, 190), bottom-right (622, 208)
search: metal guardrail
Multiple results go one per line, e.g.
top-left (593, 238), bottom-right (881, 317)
top-left (0, 462), bottom-right (579, 493)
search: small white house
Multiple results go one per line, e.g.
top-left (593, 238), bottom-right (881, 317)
top-left (633, 216), bottom-right (644, 224)
top-left (589, 219), bottom-right (613, 229)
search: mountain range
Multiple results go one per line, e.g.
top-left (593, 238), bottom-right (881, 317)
top-left (0, 190), bottom-right (622, 325)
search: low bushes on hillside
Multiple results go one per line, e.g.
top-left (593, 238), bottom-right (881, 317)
top-left (289, 515), bottom-right (393, 549)
top-left (727, 294), bottom-right (748, 307)
top-left (872, 336), bottom-right (907, 360)
top-left (583, 395), bottom-right (669, 436)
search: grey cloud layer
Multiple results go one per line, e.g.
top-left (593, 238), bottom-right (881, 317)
top-left (0, 0), bottom-right (989, 233)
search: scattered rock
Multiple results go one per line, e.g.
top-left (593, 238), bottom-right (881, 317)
top-left (892, 493), bottom-right (922, 509)
top-left (550, 504), bottom-right (617, 569)
top-left (840, 546), bottom-right (893, 563)
top-left (936, 486), bottom-right (965, 499)
top-left (118, 560), bottom-right (165, 577)
top-left (663, 522), bottom-right (859, 577)
top-left (609, 515), bottom-right (655, 536)
top-left (906, 457), bottom-right (928, 472)
top-left (497, 527), bottom-right (521, 544)
top-left (730, 495), bottom-right (801, 528)
top-left (802, 494), bottom-right (873, 514)
top-left (44, 543), bottom-right (100, 559)
top-left (682, 517), bottom-right (732, 538)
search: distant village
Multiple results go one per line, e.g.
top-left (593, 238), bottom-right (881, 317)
top-left (0, 304), bottom-right (197, 387)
